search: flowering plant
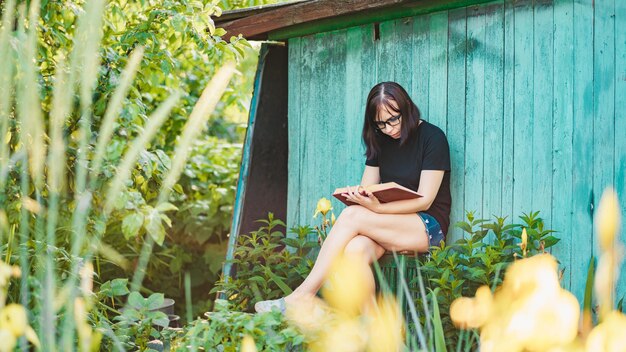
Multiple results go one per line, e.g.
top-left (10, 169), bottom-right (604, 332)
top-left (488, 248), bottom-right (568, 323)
top-left (450, 188), bottom-right (625, 351)
top-left (313, 198), bottom-right (335, 245)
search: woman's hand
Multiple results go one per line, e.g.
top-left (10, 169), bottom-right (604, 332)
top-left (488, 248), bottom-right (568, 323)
top-left (342, 185), bottom-right (381, 212)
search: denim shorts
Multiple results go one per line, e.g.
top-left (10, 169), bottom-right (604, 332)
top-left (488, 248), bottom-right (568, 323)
top-left (418, 212), bottom-right (445, 248)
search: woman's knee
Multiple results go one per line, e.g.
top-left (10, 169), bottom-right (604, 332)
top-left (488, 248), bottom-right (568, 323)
top-left (339, 205), bottom-right (371, 224)
top-left (344, 236), bottom-right (379, 262)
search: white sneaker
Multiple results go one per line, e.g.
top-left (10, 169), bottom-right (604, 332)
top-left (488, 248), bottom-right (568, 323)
top-left (254, 297), bottom-right (286, 314)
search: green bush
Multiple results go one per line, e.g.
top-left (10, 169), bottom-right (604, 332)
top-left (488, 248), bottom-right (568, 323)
top-left (0, 0), bottom-right (252, 348)
top-left (417, 211), bottom-right (559, 350)
top-left (212, 214), bottom-right (318, 311)
top-left (169, 299), bottom-right (305, 351)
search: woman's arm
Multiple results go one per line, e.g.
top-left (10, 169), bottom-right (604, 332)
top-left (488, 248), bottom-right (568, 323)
top-left (360, 166), bottom-right (380, 187)
top-left (374, 170), bottom-right (445, 214)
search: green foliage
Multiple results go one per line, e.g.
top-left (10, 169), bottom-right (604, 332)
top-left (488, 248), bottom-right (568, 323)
top-left (113, 291), bottom-right (170, 351)
top-left (171, 137), bottom-right (241, 245)
top-left (169, 299), bottom-right (305, 351)
top-left (0, 0), bottom-right (246, 348)
top-left (220, 0), bottom-right (284, 10)
top-left (211, 213), bottom-right (318, 311)
top-left (25, 0), bottom-right (253, 320)
top-left (416, 210), bottom-right (559, 350)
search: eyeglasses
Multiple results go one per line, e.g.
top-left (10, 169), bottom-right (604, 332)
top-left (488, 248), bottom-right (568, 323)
top-left (375, 115), bottom-right (401, 130)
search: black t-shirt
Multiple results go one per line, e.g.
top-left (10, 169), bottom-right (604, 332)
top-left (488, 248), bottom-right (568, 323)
top-left (365, 120), bottom-right (452, 235)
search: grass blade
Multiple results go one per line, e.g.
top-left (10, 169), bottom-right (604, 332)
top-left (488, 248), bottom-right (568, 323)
top-left (104, 91), bottom-right (181, 213)
top-left (0, 0), bottom-right (16, 191)
top-left (131, 62), bottom-right (235, 291)
top-left (90, 46), bottom-right (145, 185)
top-left (431, 288), bottom-right (447, 352)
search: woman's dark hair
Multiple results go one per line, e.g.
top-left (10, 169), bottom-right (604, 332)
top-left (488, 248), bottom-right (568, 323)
top-left (362, 82), bottom-right (422, 160)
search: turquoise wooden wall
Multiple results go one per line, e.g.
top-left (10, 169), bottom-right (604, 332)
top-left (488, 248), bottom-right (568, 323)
top-left (286, 0), bottom-right (625, 301)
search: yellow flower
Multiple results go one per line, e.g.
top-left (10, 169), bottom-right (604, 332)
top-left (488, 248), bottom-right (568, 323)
top-left (519, 228), bottom-right (528, 256)
top-left (22, 197), bottom-right (42, 214)
top-left (331, 213), bottom-right (336, 226)
top-left (0, 263), bottom-right (20, 289)
top-left (474, 254), bottom-right (580, 351)
top-left (312, 318), bottom-right (366, 352)
top-left (586, 311), bottom-right (626, 352)
top-left (366, 295), bottom-right (404, 352)
top-left (241, 335), bottom-right (257, 352)
top-left (450, 285), bottom-right (493, 329)
top-left (0, 328), bottom-right (16, 352)
top-left (75, 298), bottom-right (92, 351)
top-left (0, 304), bottom-right (27, 336)
top-left (503, 253), bottom-right (560, 296)
top-left (80, 261), bottom-right (95, 296)
top-left (594, 245), bottom-right (624, 319)
top-left (322, 253), bottom-right (369, 317)
top-left (285, 296), bottom-right (331, 335)
top-left (596, 188), bottom-right (621, 252)
top-left (314, 198), bottom-right (332, 218)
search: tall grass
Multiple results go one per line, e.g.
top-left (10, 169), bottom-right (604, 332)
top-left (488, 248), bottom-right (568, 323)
top-left (0, 1), bottom-right (235, 350)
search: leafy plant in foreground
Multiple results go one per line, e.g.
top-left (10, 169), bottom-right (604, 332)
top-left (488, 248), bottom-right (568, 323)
top-left (169, 299), bottom-right (305, 351)
top-left (212, 214), bottom-right (318, 311)
top-left (113, 292), bottom-right (170, 351)
top-left (416, 210), bottom-right (558, 350)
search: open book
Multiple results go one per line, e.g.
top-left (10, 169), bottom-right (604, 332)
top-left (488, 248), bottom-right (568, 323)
top-left (333, 182), bottom-right (422, 206)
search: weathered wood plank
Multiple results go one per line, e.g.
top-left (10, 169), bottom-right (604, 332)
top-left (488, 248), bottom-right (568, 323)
top-left (298, 34), bottom-right (317, 226)
top-left (532, 0), bottom-right (554, 228)
top-left (593, 0), bottom-right (616, 263)
top-left (482, 1), bottom-right (504, 226)
top-left (427, 12), bottom-right (448, 130)
top-left (570, 0), bottom-right (594, 301)
top-left (325, 30), bottom-right (348, 216)
top-left (551, 0), bottom-right (574, 290)
top-left (512, 0), bottom-right (534, 219)
top-left (378, 20), bottom-right (396, 82)
top-left (501, 0), bottom-right (515, 223)
top-left (361, 23), bottom-right (379, 178)
top-left (447, 7), bottom-right (467, 242)
top-left (413, 15), bottom-right (430, 119)
top-left (287, 38), bottom-right (302, 228)
top-left (345, 25), bottom-right (365, 198)
top-left (394, 17), bottom-right (414, 97)
top-left (615, 0), bottom-right (626, 297)
top-left (464, 5), bottom-right (486, 219)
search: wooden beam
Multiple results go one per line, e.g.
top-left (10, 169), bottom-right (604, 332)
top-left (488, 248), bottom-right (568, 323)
top-left (269, 0), bottom-right (496, 40)
top-left (220, 0), bottom-right (498, 40)
top-left (219, 0), bottom-right (413, 40)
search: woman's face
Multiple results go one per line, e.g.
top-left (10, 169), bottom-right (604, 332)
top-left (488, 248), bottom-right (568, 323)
top-left (375, 100), bottom-right (402, 139)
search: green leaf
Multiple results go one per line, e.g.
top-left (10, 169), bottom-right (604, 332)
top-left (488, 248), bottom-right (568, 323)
top-left (454, 221), bottom-right (473, 234)
top-left (264, 266), bottom-right (292, 295)
top-left (151, 311), bottom-right (170, 328)
top-left (122, 212), bottom-right (144, 240)
top-left (542, 235), bottom-right (560, 248)
top-left (156, 201), bottom-right (178, 212)
top-left (128, 291), bottom-right (145, 309)
top-left (100, 279), bottom-right (130, 297)
top-left (146, 293), bottom-right (165, 310)
top-left (583, 257), bottom-right (595, 311)
top-left (144, 207), bottom-right (166, 245)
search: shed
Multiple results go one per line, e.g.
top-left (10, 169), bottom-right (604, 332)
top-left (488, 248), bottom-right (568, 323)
top-left (220, 0), bottom-right (626, 302)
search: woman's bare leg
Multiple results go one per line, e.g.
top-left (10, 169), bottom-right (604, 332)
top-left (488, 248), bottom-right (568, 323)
top-left (343, 235), bottom-right (386, 311)
top-left (284, 205), bottom-right (428, 304)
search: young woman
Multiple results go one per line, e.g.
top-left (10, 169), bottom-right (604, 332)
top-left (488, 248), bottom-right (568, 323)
top-left (255, 81), bottom-right (451, 313)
